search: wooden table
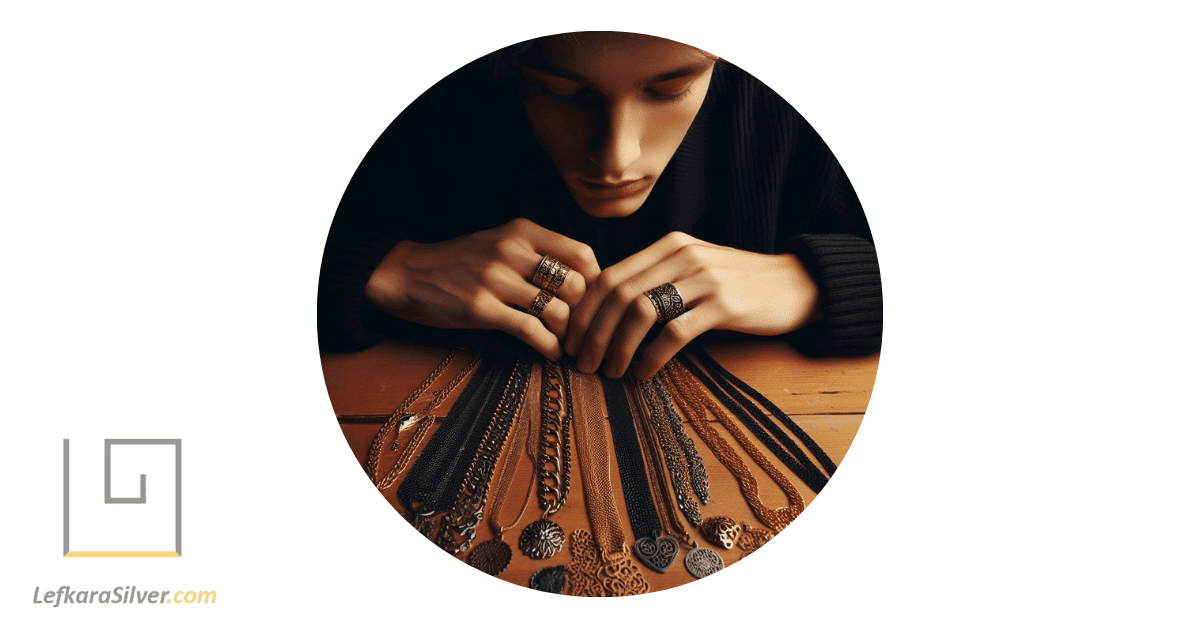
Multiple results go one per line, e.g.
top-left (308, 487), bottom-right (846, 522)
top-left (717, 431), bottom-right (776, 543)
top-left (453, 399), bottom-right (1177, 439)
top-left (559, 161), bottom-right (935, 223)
top-left (323, 337), bottom-right (879, 594)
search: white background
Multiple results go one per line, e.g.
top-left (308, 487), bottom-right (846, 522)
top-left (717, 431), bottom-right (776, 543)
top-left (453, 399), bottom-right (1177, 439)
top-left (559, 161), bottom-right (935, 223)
top-left (3, 1), bottom-right (1197, 626)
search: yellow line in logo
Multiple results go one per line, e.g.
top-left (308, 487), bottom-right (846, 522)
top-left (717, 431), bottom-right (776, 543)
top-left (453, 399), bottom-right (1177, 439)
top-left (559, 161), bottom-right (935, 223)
top-left (65, 551), bottom-right (181, 557)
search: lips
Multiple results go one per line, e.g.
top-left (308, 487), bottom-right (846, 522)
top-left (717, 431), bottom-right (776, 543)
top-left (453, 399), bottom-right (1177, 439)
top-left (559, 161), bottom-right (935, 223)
top-left (578, 176), bottom-right (651, 200)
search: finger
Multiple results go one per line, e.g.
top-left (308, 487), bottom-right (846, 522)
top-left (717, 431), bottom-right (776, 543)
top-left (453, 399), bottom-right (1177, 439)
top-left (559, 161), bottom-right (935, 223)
top-left (602, 274), bottom-right (705, 379)
top-left (509, 218), bottom-right (602, 284)
top-left (477, 296), bottom-right (563, 361)
top-left (633, 303), bottom-right (722, 380)
top-left (495, 235), bottom-right (589, 310)
top-left (487, 264), bottom-right (571, 340)
top-left (566, 232), bottom-right (696, 357)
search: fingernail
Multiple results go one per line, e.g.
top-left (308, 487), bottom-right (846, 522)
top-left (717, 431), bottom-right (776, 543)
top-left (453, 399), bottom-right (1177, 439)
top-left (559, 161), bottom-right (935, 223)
top-left (604, 364), bottom-right (623, 379)
top-left (578, 356), bottom-right (595, 373)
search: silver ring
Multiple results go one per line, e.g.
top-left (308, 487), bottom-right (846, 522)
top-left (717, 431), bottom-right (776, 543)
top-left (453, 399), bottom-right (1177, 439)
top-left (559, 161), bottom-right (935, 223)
top-left (531, 255), bottom-right (570, 296)
top-left (527, 289), bottom-right (553, 319)
top-left (644, 283), bottom-right (685, 323)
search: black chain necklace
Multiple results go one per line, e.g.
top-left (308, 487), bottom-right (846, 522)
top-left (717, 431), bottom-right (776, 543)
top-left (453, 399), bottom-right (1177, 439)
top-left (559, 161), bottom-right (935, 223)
top-left (676, 350), bottom-right (830, 493)
top-left (691, 347), bottom-right (838, 476)
top-left (601, 376), bottom-right (686, 573)
top-left (396, 354), bottom-right (514, 528)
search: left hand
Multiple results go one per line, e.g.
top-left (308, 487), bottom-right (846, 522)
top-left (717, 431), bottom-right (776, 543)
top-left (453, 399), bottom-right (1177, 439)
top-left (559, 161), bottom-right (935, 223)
top-left (565, 232), bottom-right (822, 380)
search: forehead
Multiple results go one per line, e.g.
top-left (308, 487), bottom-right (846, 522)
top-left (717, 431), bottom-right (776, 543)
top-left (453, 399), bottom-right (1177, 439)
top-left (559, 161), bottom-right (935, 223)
top-left (537, 32), bottom-right (713, 82)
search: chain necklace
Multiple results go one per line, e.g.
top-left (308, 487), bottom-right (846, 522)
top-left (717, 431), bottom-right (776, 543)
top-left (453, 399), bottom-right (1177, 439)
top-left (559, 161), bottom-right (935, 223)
top-left (436, 353), bottom-right (535, 555)
top-left (363, 348), bottom-right (462, 486)
top-left (600, 375), bottom-right (670, 573)
top-left (396, 355), bottom-right (513, 536)
top-left (632, 378), bottom-right (728, 578)
top-left (627, 380), bottom-right (686, 573)
top-left (693, 347), bottom-right (838, 477)
top-left (635, 378), bottom-right (703, 527)
top-left (467, 361), bottom-right (543, 576)
top-left (675, 351), bottom-right (828, 494)
top-left (518, 359), bottom-right (573, 560)
top-left (664, 359), bottom-right (805, 535)
top-left (370, 352), bottom-right (482, 491)
top-left (562, 369), bottom-right (649, 596)
top-left (655, 374), bottom-right (709, 504)
top-left (686, 348), bottom-right (835, 491)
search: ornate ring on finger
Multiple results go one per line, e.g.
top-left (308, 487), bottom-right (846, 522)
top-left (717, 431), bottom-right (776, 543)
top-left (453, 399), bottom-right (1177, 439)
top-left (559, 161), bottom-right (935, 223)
top-left (531, 255), bottom-right (571, 296)
top-left (526, 289), bottom-right (553, 319)
top-left (644, 283), bottom-right (686, 323)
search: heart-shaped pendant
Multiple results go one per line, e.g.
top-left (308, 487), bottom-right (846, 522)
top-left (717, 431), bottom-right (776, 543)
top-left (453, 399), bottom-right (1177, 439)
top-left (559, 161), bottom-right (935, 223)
top-left (632, 535), bottom-right (680, 573)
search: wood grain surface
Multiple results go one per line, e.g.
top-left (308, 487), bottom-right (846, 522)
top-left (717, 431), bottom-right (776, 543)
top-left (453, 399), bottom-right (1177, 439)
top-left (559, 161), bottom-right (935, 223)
top-left (322, 337), bottom-right (878, 594)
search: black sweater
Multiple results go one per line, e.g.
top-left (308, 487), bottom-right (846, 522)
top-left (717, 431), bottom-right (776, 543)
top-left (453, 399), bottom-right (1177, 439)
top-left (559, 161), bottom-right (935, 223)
top-left (318, 57), bottom-right (882, 354)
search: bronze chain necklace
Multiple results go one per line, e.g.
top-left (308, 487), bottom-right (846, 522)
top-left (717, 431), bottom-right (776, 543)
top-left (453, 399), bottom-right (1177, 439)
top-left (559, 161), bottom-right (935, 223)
top-left (664, 359), bottom-right (803, 554)
top-left (466, 361), bottom-right (543, 576)
top-left (562, 368), bottom-right (649, 596)
top-left (517, 359), bottom-right (574, 560)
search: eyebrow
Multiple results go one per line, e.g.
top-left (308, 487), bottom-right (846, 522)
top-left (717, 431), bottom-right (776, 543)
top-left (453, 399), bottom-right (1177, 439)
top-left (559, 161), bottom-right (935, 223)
top-left (528, 59), bottom-right (714, 85)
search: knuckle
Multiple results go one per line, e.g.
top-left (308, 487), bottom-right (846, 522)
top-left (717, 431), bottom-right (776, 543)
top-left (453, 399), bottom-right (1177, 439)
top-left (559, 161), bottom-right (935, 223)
top-left (663, 231), bottom-right (690, 248)
top-left (565, 272), bottom-right (586, 297)
top-left (595, 269), bottom-right (618, 293)
top-left (613, 283), bottom-right (641, 305)
top-left (480, 261), bottom-right (507, 286)
top-left (465, 298), bottom-right (490, 322)
top-left (577, 245), bottom-right (599, 271)
top-left (680, 243), bottom-right (706, 264)
top-left (492, 236), bottom-right (519, 259)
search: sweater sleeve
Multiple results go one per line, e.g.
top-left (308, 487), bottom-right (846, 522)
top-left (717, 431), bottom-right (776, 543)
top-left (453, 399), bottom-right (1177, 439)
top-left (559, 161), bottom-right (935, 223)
top-left (782, 233), bottom-right (882, 354)
top-left (724, 63), bottom-right (882, 355)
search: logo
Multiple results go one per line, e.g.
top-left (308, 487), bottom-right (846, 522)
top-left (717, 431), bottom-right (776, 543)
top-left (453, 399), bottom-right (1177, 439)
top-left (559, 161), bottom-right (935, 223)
top-left (62, 439), bottom-right (182, 557)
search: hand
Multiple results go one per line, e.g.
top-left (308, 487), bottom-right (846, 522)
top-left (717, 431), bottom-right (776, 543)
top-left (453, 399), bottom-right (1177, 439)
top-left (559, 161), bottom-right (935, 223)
top-left (565, 232), bottom-right (821, 380)
top-left (365, 218), bottom-right (601, 360)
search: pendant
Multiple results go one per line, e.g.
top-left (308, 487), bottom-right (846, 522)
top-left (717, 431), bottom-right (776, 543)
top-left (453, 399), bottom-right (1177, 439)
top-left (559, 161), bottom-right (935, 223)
top-left (529, 565), bottom-right (568, 594)
top-left (466, 539), bottom-right (512, 576)
top-left (632, 535), bottom-right (680, 573)
top-left (699, 516), bottom-right (742, 550)
top-left (684, 547), bottom-right (724, 579)
top-left (518, 519), bottom-right (565, 559)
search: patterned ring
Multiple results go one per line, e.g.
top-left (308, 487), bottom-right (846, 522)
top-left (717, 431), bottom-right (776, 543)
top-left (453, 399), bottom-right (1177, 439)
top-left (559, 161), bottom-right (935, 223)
top-left (527, 289), bottom-right (553, 319)
top-left (643, 283), bottom-right (686, 323)
top-left (531, 255), bottom-right (571, 296)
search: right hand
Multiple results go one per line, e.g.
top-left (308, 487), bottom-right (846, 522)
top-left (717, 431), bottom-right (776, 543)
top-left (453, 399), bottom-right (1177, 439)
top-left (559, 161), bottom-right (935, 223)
top-left (364, 218), bottom-right (601, 360)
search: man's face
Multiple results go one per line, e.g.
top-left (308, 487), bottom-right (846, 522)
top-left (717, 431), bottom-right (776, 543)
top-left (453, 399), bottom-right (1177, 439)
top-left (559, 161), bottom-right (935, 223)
top-left (521, 32), bottom-right (716, 219)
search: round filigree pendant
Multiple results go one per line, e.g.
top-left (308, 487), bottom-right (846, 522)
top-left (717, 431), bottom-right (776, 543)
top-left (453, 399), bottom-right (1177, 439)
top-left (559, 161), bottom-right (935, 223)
top-left (466, 539), bottom-right (512, 576)
top-left (518, 519), bottom-right (565, 559)
top-left (684, 547), bottom-right (724, 579)
top-left (529, 565), bottom-right (568, 594)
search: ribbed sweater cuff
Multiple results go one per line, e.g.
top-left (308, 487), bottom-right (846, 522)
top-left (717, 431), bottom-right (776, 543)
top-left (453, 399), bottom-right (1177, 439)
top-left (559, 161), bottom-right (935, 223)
top-left (783, 234), bottom-right (883, 354)
top-left (316, 230), bottom-right (402, 352)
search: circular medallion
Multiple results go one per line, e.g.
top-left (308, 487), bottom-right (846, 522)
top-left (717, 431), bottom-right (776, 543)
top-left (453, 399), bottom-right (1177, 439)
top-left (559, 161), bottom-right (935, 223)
top-left (518, 519), bottom-right (565, 559)
top-left (529, 565), bottom-right (568, 594)
top-left (466, 539), bottom-right (512, 576)
top-left (684, 547), bottom-right (724, 579)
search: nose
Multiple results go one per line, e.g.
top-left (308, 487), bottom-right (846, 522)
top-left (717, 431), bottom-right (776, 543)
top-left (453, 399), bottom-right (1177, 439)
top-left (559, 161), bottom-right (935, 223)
top-left (588, 99), bottom-right (641, 179)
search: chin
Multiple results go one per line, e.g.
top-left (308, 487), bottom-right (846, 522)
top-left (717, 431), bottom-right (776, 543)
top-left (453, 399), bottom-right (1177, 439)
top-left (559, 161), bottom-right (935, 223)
top-left (572, 188), bottom-right (654, 219)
